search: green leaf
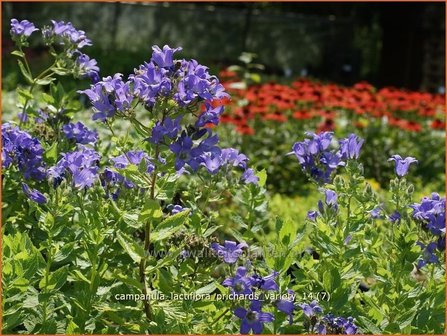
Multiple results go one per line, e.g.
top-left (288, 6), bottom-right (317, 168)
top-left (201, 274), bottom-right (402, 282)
top-left (279, 218), bottom-right (295, 246)
top-left (116, 232), bottom-right (145, 263)
top-left (17, 87), bottom-right (34, 101)
top-left (194, 282), bottom-right (216, 296)
top-left (139, 199), bottom-right (163, 223)
top-left (256, 169), bottom-right (267, 188)
top-left (53, 242), bottom-right (75, 263)
top-left (323, 266), bottom-right (341, 292)
top-left (17, 60), bottom-right (33, 84)
top-left (65, 320), bottom-right (80, 334)
top-left (44, 142), bottom-right (59, 164)
top-left (152, 210), bottom-right (190, 242)
top-left (11, 50), bottom-right (25, 57)
top-left (39, 265), bottom-right (69, 291)
top-left (356, 316), bottom-right (382, 334)
top-left (35, 77), bottom-right (55, 86)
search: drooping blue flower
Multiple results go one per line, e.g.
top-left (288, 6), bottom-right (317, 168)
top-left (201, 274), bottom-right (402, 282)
top-left (298, 300), bottom-right (323, 317)
top-left (196, 103), bottom-right (224, 127)
top-left (276, 289), bottom-right (295, 324)
top-left (388, 155), bottom-right (418, 177)
top-left (388, 210), bottom-right (401, 224)
top-left (2, 123), bottom-right (46, 181)
top-left (222, 266), bottom-right (255, 295)
top-left (75, 53), bottom-right (100, 83)
top-left (339, 134), bottom-right (364, 160)
top-left (101, 168), bottom-right (134, 200)
top-left (241, 168), bottom-right (259, 185)
top-left (167, 204), bottom-right (188, 215)
top-left (21, 183), bottom-right (47, 204)
top-left (211, 240), bottom-right (248, 264)
top-left (252, 271), bottom-right (279, 291)
top-left (234, 300), bottom-right (274, 334)
top-left (307, 210), bottom-right (318, 221)
top-left (63, 121), bottom-right (98, 144)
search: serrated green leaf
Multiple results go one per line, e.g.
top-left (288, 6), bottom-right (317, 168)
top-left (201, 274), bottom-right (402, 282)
top-left (116, 232), bottom-right (145, 263)
top-left (152, 210), bottom-right (190, 241)
top-left (194, 282), bottom-right (216, 296)
top-left (39, 265), bottom-right (69, 291)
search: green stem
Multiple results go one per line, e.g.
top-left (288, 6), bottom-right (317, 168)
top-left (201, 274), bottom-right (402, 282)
top-left (209, 308), bottom-right (230, 328)
top-left (41, 233), bottom-right (54, 325)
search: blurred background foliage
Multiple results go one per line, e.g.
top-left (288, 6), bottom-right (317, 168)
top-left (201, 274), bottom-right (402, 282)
top-left (2, 1), bottom-right (445, 93)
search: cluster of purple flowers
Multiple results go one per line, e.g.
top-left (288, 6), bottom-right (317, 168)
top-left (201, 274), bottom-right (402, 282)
top-left (2, 123), bottom-right (46, 181)
top-left (211, 240), bottom-right (295, 334)
top-left (10, 18), bottom-right (99, 82)
top-left (82, 45), bottom-right (227, 119)
top-left (291, 132), bottom-right (363, 184)
top-left (79, 74), bottom-right (132, 121)
top-left (101, 150), bottom-right (155, 200)
top-left (62, 121), bottom-right (98, 145)
top-left (10, 19), bottom-right (38, 44)
top-left (411, 193), bottom-right (446, 268)
top-left (43, 20), bottom-right (92, 49)
top-left (48, 145), bottom-right (100, 189)
top-left (79, 45), bottom-right (259, 184)
top-left (299, 301), bottom-right (358, 335)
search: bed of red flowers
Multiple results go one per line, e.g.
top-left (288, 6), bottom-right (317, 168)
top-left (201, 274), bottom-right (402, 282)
top-left (212, 70), bottom-right (445, 194)
top-left (216, 70), bottom-right (445, 136)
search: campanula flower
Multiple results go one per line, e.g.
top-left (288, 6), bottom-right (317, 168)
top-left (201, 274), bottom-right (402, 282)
top-left (2, 123), bottom-right (46, 181)
top-left (339, 134), bottom-right (364, 160)
top-left (411, 193), bottom-right (446, 236)
top-left (21, 183), bottom-right (47, 204)
top-left (47, 20), bottom-right (92, 49)
top-left (10, 19), bottom-right (38, 38)
top-left (220, 148), bottom-right (248, 169)
top-left (416, 241), bottom-right (439, 268)
top-left (222, 266), bottom-right (255, 295)
top-left (234, 300), bottom-right (274, 334)
top-left (211, 240), bottom-right (248, 264)
top-left (252, 271), bottom-right (279, 291)
top-left (112, 150), bottom-right (154, 174)
top-left (151, 45), bottom-right (182, 68)
top-left (75, 53), bottom-right (100, 83)
top-left (388, 154), bottom-right (418, 177)
top-left (276, 289), bottom-right (295, 324)
top-left (148, 117), bottom-right (182, 144)
top-left (63, 121), bottom-right (98, 144)
top-left (298, 300), bottom-right (323, 317)
top-left (196, 104), bottom-right (224, 127)
top-left (48, 146), bottom-right (100, 189)
top-left (241, 168), bottom-right (259, 185)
